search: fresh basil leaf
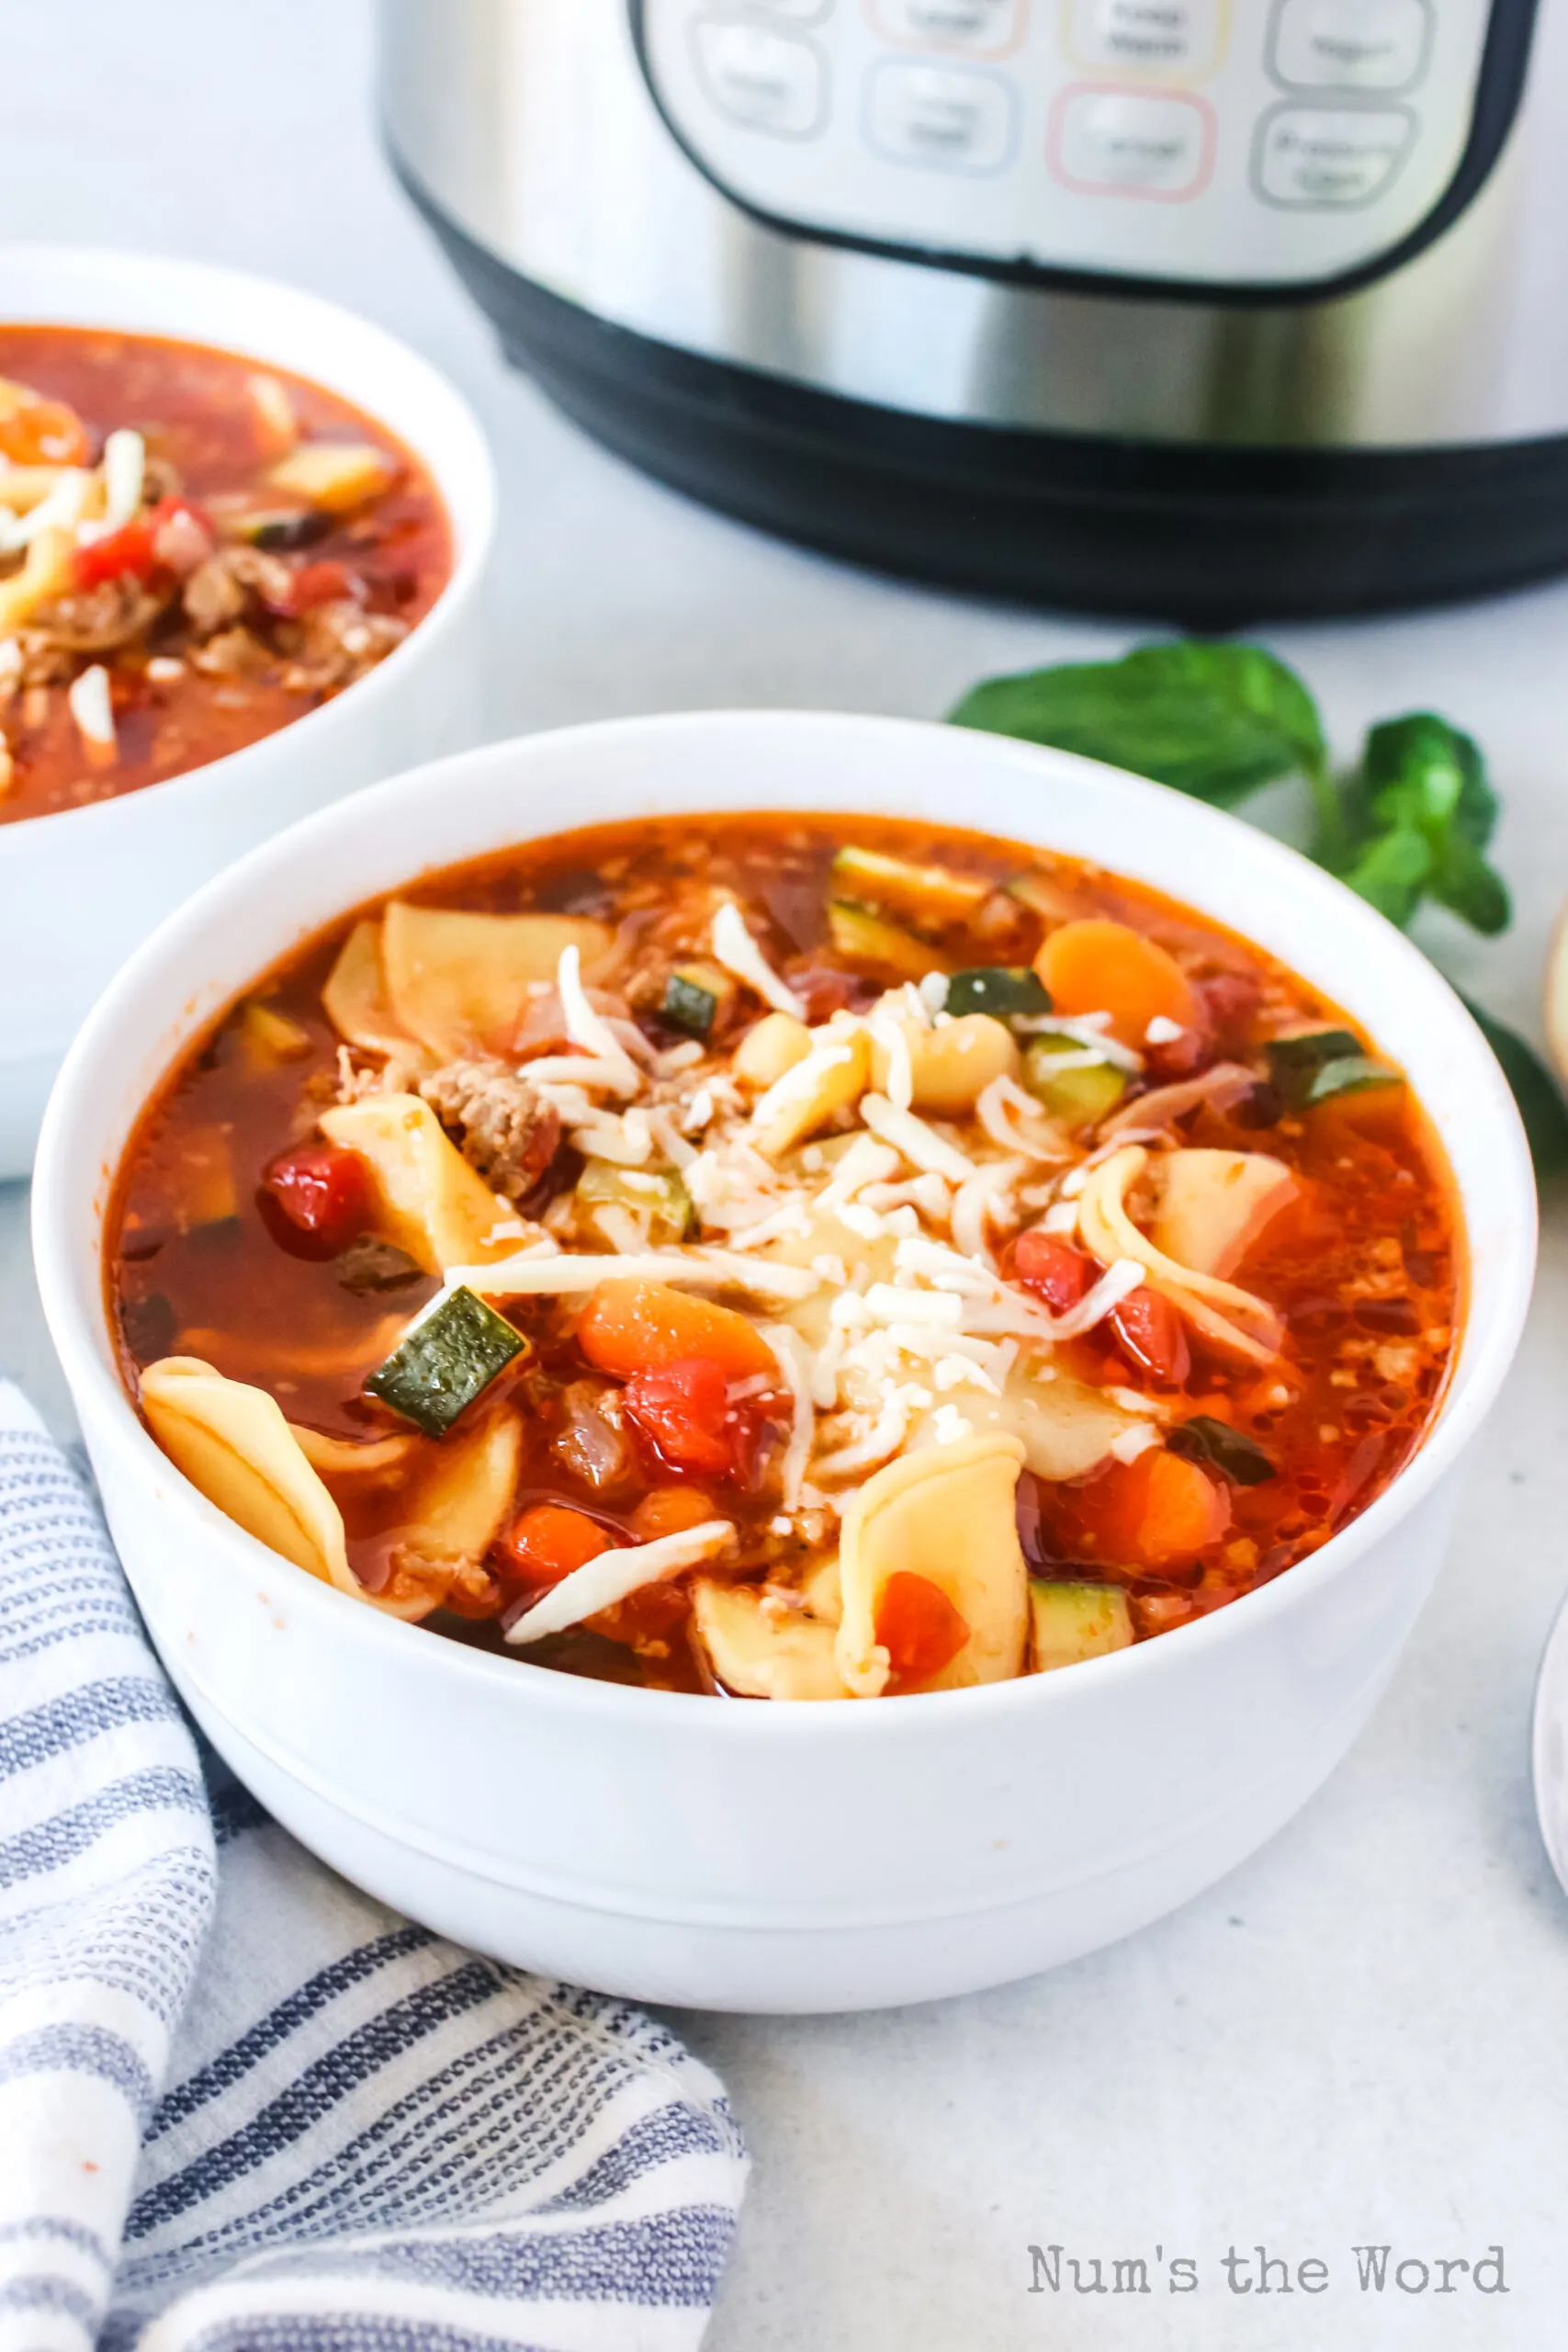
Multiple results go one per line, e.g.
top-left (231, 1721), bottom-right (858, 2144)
top-left (1333, 825), bottom-right (1432, 931)
top-left (1429, 830), bottom-right (1511, 936)
top-left (1362, 713), bottom-right (1497, 847)
top-left (1333, 713), bottom-right (1510, 937)
top-left (1459, 994), bottom-right (1568, 1178)
top-left (949, 641), bottom-right (1328, 810)
top-left (1168, 1416), bottom-right (1276, 1487)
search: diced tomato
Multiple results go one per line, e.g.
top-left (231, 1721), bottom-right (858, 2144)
top-left (623, 1357), bottom-right (736, 1479)
top-left (259, 1142), bottom-right (371, 1253)
top-left (1013, 1228), bottom-right (1095, 1313)
top-left (578, 1278), bottom-right (776, 1383)
top-left (73, 514), bottom-right (156, 591)
top-left (874, 1571), bottom-right (970, 1688)
top-left (1110, 1287), bottom-right (1191, 1387)
top-left (631, 1485), bottom-right (720, 1540)
top-left (73, 494), bottom-right (215, 591)
top-left (495, 1503), bottom-right (612, 1591)
top-left (1085, 1447), bottom-right (1229, 1569)
top-left (279, 559), bottom-right (359, 616)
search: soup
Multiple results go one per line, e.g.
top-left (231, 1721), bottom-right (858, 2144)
top-left (0, 326), bottom-right (451, 823)
top-left (107, 814), bottom-right (1461, 1700)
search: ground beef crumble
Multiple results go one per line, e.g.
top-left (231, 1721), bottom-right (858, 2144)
top-left (420, 1058), bottom-right (563, 1202)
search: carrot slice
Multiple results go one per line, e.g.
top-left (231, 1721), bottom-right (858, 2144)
top-left (1035, 919), bottom-right (1199, 1049)
top-left (874, 1571), bottom-right (971, 1688)
top-left (1086, 1447), bottom-right (1229, 1569)
top-left (496, 1503), bottom-right (611, 1590)
top-left (577, 1278), bottom-right (776, 1382)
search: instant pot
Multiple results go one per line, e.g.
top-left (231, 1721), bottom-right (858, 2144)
top-left (381, 0), bottom-right (1568, 621)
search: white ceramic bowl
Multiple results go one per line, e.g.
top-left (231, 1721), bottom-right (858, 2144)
top-left (33, 713), bottom-right (1537, 2013)
top-left (0, 243), bottom-right (495, 1175)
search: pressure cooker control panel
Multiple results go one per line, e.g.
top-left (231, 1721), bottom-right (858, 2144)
top-left (634, 0), bottom-right (1509, 290)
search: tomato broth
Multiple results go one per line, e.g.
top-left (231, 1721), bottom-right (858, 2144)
top-left (108, 813), bottom-right (1461, 1701)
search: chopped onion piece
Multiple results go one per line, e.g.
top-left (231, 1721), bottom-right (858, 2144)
top-left (712, 900), bottom-right (805, 1018)
top-left (505, 1521), bottom-right (737, 1645)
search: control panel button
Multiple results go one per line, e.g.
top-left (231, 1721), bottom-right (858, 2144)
top-left (870, 0), bottom-right (1024, 52)
top-left (1050, 87), bottom-right (1214, 198)
top-left (1254, 104), bottom-right (1416, 205)
top-left (734, 0), bottom-right (834, 21)
top-left (692, 18), bottom-right (828, 135)
top-left (866, 60), bottom-right (1016, 170)
top-left (1065, 0), bottom-right (1225, 79)
top-left (1269, 0), bottom-right (1431, 91)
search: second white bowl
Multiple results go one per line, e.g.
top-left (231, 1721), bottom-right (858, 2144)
top-left (0, 243), bottom-right (496, 1175)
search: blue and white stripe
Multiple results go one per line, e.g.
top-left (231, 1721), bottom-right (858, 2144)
top-left (0, 1385), bottom-right (746, 2350)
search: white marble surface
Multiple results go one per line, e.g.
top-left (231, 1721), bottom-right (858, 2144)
top-left (5, 5), bottom-right (1568, 2343)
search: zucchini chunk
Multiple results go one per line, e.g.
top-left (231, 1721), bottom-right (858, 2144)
top-left (1021, 1034), bottom-right (1128, 1128)
top-left (227, 506), bottom-right (332, 551)
top-left (944, 967), bottom-right (1052, 1022)
top-left (576, 1161), bottom-right (694, 1245)
top-left (827, 899), bottom-right (940, 983)
top-left (661, 963), bottom-right (731, 1038)
top-left (1167, 1415), bottom-right (1276, 1487)
top-left (1029, 1579), bottom-right (1134, 1673)
top-left (367, 1286), bottom-right (525, 1437)
top-left (831, 844), bottom-right (989, 926)
top-left (1267, 1029), bottom-right (1399, 1109)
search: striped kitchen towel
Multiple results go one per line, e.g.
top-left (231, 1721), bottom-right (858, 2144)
top-left (0, 1380), bottom-right (748, 2352)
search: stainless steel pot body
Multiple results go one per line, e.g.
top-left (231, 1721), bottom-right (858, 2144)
top-left (383, 0), bottom-right (1568, 616)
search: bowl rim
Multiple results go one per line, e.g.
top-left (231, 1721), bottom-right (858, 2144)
top-left (0, 240), bottom-right (496, 849)
top-left (32, 707), bottom-right (1540, 1738)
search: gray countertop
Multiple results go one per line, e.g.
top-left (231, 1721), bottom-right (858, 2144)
top-left (6, 6), bottom-right (1567, 2344)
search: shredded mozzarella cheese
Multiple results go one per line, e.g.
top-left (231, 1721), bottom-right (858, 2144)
top-left (761, 1323), bottom-right (816, 1509)
top-left (78, 428), bottom-right (145, 541)
top-left (712, 900), bottom-right (805, 1017)
top-left (861, 1093), bottom-right (976, 1182)
top-left (522, 1055), bottom-right (639, 1092)
top-left (446, 1246), bottom-right (819, 1302)
top-left (951, 1156), bottom-right (1024, 1267)
top-left (556, 944), bottom-right (640, 1094)
top-left (16, 467), bottom-right (92, 546)
top-left (505, 1521), bottom-right (738, 1645)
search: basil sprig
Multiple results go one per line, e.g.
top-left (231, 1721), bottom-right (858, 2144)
top-left (950, 640), bottom-right (1566, 1175)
